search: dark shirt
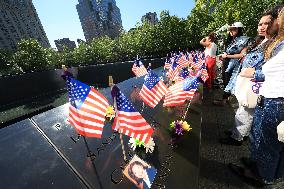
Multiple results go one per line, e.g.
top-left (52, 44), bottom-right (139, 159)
top-left (61, 70), bottom-right (73, 80)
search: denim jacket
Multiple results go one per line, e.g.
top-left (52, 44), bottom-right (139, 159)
top-left (225, 36), bottom-right (249, 72)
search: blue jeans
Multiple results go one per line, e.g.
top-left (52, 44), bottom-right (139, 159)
top-left (250, 98), bottom-right (284, 183)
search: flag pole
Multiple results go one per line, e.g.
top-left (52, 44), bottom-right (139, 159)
top-left (135, 55), bottom-right (139, 80)
top-left (119, 132), bottom-right (127, 162)
top-left (109, 76), bottom-right (127, 162)
top-left (182, 101), bottom-right (191, 120)
top-left (140, 62), bottom-right (151, 113)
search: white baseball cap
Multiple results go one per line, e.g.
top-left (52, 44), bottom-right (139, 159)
top-left (229, 22), bottom-right (244, 28)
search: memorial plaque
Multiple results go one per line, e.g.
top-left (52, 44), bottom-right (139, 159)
top-left (31, 68), bottom-right (201, 189)
top-left (0, 119), bottom-right (87, 189)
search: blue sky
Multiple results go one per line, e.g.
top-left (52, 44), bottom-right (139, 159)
top-left (33, 0), bottom-right (195, 48)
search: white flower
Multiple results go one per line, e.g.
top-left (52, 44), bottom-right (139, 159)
top-left (128, 137), bottom-right (155, 154)
top-left (144, 137), bottom-right (155, 154)
top-left (128, 137), bottom-right (138, 151)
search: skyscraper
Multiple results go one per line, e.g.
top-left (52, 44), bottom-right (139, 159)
top-left (76, 0), bottom-right (122, 42)
top-left (0, 0), bottom-right (50, 49)
top-left (141, 12), bottom-right (159, 25)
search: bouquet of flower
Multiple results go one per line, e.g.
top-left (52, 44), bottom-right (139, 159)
top-left (105, 105), bottom-right (115, 121)
top-left (170, 120), bottom-right (192, 135)
top-left (128, 137), bottom-right (155, 154)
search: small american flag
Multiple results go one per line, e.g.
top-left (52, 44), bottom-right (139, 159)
top-left (176, 67), bottom-right (189, 82)
top-left (132, 59), bottom-right (148, 77)
top-left (164, 59), bottom-right (172, 70)
top-left (177, 54), bottom-right (189, 68)
top-left (139, 69), bottom-right (168, 108)
top-left (112, 86), bottom-right (153, 144)
top-left (163, 76), bottom-right (199, 107)
top-left (188, 69), bottom-right (200, 78)
top-left (166, 62), bottom-right (180, 81)
top-left (67, 78), bottom-right (109, 138)
top-left (198, 52), bottom-right (205, 60)
top-left (192, 57), bottom-right (204, 70)
top-left (200, 65), bottom-right (209, 82)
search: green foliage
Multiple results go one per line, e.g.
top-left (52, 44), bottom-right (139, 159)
top-left (12, 39), bottom-right (54, 72)
top-left (191, 0), bottom-right (283, 41)
top-left (0, 0), bottom-right (281, 75)
top-left (0, 49), bottom-right (21, 76)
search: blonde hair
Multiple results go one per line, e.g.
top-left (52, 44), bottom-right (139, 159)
top-left (265, 7), bottom-right (284, 60)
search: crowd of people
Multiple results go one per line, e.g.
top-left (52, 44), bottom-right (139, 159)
top-left (200, 4), bottom-right (284, 187)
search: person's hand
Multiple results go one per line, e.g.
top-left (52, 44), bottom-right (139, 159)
top-left (221, 53), bottom-right (227, 59)
top-left (217, 54), bottom-right (223, 61)
top-left (239, 68), bottom-right (255, 78)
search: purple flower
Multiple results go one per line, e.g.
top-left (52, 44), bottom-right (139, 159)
top-left (174, 121), bottom-right (184, 135)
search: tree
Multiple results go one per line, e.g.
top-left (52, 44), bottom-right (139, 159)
top-left (188, 0), bottom-right (283, 48)
top-left (0, 49), bottom-right (20, 75)
top-left (12, 39), bottom-right (54, 72)
top-left (2, 0), bottom-right (282, 76)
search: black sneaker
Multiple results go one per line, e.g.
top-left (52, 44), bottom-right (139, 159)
top-left (219, 137), bottom-right (243, 146)
top-left (228, 163), bottom-right (265, 187)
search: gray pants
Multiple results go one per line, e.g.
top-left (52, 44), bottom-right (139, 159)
top-left (231, 105), bottom-right (255, 141)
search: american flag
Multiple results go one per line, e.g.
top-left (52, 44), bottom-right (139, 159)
top-left (139, 69), bottom-right (168, 108)
top-left (177, 54), bottom-right (189, 68)
top-left (132, 59), bottom-right (148, 77)
top-left (187, 53), bottom-right (193, 63)
top-left (176, 67), bottom-right (189, 82)
top-left (164, 59), bottom-right (172, 70)
top-left (199, 52), bottom-right (205, 60)
top-left (200, 65), bottom-right (209, 82)
top-left (163, 76), bottom-right (199, 107)
top-left (112, 86), bottom-right (153, 144)
top-left (166, 62), bottom-right (180, 81)
top-left (67, 78), bottom-right (109, 138)
top-left (188, 69), bottom-right (200, 78)
top-left (191, 57), bottom-right (204, 70)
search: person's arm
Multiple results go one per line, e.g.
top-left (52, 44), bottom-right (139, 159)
top-left (239, 67), bottom-right (264, 80)
top-left (253, 47), bottom-right (284, 81)
top-left (254, 69), bottom-right (265, 81)
top-left (221, 48), bottom-right (248, 59)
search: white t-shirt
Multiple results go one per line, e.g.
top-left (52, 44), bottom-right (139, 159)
top-left (260, 48), bottom-right (284, 98)
top-left (204, 42), bottom-right (217, 58)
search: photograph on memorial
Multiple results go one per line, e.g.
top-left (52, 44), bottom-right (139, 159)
top-left (123, 155), bottom-right (157, 189)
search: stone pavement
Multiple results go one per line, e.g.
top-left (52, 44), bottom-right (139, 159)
top-left (199, 88), bottom-right (284, 189)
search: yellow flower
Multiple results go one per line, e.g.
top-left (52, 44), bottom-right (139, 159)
top-left (182, 121), bottom-right (192, 132)
top-left (105, 106), bottom-right (115, 119)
